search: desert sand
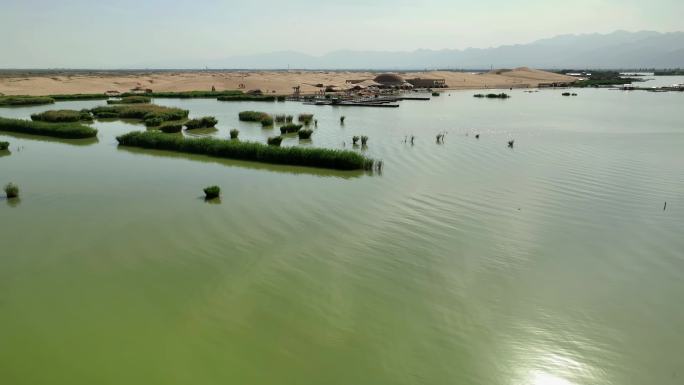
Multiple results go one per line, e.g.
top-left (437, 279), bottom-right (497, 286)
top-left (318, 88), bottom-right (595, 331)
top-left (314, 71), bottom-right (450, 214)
top-left (0, 68), bottom-right (575, 96)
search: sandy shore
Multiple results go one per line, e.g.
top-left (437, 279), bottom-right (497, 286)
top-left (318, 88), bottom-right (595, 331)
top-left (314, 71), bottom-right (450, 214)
top-left (0, 68), bottom-right (575, 96)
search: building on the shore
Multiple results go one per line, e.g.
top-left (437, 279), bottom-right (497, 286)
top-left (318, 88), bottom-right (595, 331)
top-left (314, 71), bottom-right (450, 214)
top-left (405, 77), bottom-right (448, 88)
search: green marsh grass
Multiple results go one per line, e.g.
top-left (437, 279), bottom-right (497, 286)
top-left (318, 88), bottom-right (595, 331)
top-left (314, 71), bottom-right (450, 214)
top-left (4, 183), bottom-right (19, 198)
top-left (203, 185), bottom-right (221, 199)
top-left (267, 136), bottom-right (283, 146)
top-left (298, 129), bottom-right (313, 139)
top-left (116, 131), bottom-right (374, 170)
top-left (230, 129), bottom-right (239, 139)
top-left (0, 141), bottom-right (8, 150)
top-left (185, 116), bottom-right (218, 130)
top-left (280, 123), bottom-right (303, 134)
top-left (0, 96), bottom-right (54, 107)
top-left (0, 117), bottom-right (97, 139)
top-left (31, 109), bottom-right (93, 123)
top-left (239, 111), bottom-right (270, 122)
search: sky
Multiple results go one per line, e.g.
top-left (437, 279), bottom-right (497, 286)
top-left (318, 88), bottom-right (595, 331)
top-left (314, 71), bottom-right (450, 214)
top-left (0, 0), bottom-right (682, 68)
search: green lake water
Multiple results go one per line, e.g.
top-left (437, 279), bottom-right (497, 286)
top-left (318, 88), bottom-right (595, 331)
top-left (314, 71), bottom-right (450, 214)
top-left (1, 81), bottom-right (683, 385)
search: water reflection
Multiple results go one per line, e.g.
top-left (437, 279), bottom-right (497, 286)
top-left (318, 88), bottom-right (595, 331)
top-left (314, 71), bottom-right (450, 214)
top-left (4, 197), bottom-right (21, 208)
top-left (0, 131), bottom-right (99, 146)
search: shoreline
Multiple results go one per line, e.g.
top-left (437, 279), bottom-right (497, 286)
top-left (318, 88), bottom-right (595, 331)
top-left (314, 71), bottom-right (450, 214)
top-left (0, 68), bottom-right (576, 96)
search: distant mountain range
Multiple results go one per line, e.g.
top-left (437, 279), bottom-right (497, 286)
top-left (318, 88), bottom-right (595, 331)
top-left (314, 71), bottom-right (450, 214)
top-left (197, 31), bottom-right (684, 70)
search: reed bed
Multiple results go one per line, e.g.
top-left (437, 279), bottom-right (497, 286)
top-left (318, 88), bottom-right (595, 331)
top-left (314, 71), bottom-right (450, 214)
top-left (267, 136), bottom-right (283, 146)
top-left (0, 117), bottom-right (97, 139)
top-left (298, 129), bottom-right (313, 139)
top-left (90, 104), bottom-right (189, 126)
top-left (261, 116), bottom-right (274, 127)
top-left (159, 123), bottom-right (183, 133)
top-left (474, 93), bottom-right (510, 99)
top-left (0, 96), bottom-right (55, 107)
top-left (0, 141), bottom-right (8, 150)
top-left (280, 123), bottom-right (303, 134)
top-left (298, 114), bottom-right (314, 124)
top-left (203, 185), bottom-right (221, 199)
top-left (50, 93), bottom-right (109, 101)
top-left (116, 131), bottom-right (374, 170)
top-left (185, 116), bottom-right (218, 130)
top-left (239, 111), bottom-right (270, 122)
top-left (121, 90), bottom-right (243, 99)
top-left (107, 96), bottom-right (152, 104)
top-left (4, 183), bottom-right (19, 198)
top-left (275, 114), bottom-right (293, 123)
top-left (31, 109), bottom-right (93, 123)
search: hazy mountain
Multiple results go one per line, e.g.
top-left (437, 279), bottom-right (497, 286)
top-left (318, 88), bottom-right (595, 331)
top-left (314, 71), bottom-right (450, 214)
top-left (199, 31), bottom-right (684, 70)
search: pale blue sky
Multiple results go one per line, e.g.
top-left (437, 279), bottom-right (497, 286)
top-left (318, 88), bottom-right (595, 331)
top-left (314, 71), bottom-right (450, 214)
top-left (0, 0), bottom-right (682, 68)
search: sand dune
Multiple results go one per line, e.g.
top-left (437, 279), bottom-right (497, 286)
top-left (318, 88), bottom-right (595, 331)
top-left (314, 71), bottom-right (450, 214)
top-left (0, 68), bottom-right (575, 96)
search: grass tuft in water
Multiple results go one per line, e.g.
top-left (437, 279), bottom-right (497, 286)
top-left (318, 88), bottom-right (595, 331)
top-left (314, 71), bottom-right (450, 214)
top-left (185, 116), bottom-right (218, 130)
top-left (230, 129), bottom-right (239, 139)
top-left (203, 185), bottom-right (221, 199)
top-left (298, 129), bottom-right (313, 139)
top-left (0, 141), bottom-right (8, 150)
top-left (280, 124), bottom-right (303, 134)
top-left (4, 183), bottom-right (19, 198)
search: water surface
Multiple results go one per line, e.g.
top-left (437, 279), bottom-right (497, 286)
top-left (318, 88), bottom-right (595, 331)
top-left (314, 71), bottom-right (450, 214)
top-left (1, 81), bottom-right (683, 385)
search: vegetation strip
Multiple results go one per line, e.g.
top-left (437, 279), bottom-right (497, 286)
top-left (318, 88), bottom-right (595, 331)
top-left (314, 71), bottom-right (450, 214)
top-left (116, 131), bottom-right (375, 170)
top-left (0, 96), bottom-right (55, 107)
top-left (0, 117), bottom-right (98, 139)
top-left (31, 109), bottom-right (93, 123)
top-left (90, 104), bottom-right (189, 126)
top-left (122, 90), bottom-right (243, 99)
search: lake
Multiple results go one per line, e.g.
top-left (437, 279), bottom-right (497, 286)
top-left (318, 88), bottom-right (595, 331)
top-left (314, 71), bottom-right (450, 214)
top-left (1, 81), bottom-right (683, 385)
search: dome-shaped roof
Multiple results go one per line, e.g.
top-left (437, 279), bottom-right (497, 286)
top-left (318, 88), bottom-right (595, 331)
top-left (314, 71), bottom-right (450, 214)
top-left (374, 73), bottom-right (404, 84)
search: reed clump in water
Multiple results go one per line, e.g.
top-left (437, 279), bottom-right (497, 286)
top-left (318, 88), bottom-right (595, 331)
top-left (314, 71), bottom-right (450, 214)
top-left (280, 123), bottom-right (303, 134)
top-left (274, 114), bottom-right (292, 124)
top-left (0, 117), bottom-right (98, 139)
top-left (107, 95), bottom-right (152, 105)
top-left (230, 129), bottom-right (239, 139)
top-left (298, 114), bottom-right (314, 125)
top-left (90, 104), bottom-right (189, 127)
top-left (185, 116), bottom-right (218, 130)
top-left (0, 96), bottom-right (54, 107)
top-left (261, 116), bottom-right (274, 127)
top-left (115, 131), bottom-right (374, 170)
top-left (352, 136), bottom-right (360, 145)
top-left (159, 123), bottom-right (183, 133)
top-left (4, 183), bottom-right (19, 198)
top-left (31, 109), bottom-right (93, 123)
top-left (267, 136), bottom-right (283, 146)
top-left (508, 140), bottom-right (515, 148)
top-left (0, 141), bottom-right (9, 150)
top-left (298, 129), bottom-right (313, 139)
top-left (432, 92), bottom-right (440, 97)
top-left (203, 185), bottom-right (221, 199)
top-left (474, 93), bottom-right (511, 99)
top-left (239, 111), bottom-right (270, 122)
top-left (361, 136), bottom-right (368, 146)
